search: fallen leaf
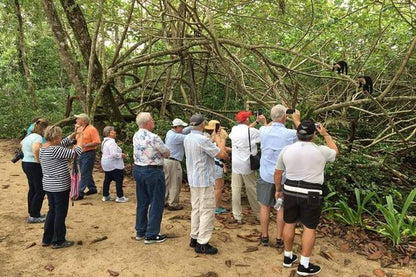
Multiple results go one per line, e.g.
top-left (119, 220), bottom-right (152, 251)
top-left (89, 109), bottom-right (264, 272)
top-left (394, 272), bottom-right (411, 277)
top-left (107, 269), bottom-right (119, 276)
top-left (320, 249), bottom-right (334, 260)
top-left (90, 236), bottom-right (108, 244)
top-left (80, 202), bottom-right (93, 205)
top-left (367, 250), bottom-right (383, 260)
top-left (77, 240), bottom-right (83, 245)
top-left (272, 266), bottom-right (282, 273)
top-left (289, 269), bottom-right (296, 277)
top-left (196, 272), bottom-right (218, 277)
top-left (25, 242), bottom-right (36, 249)
top-left (165, 224), bottom-right (174, 230)
top-left (380, 258), bottom-right (394, 268)
top-left (358, 275), bottom-right (371, 277)
top-left (339, 242), bottom-right (352, 253)
top-left (243, 246), bottom-right (258, 253)
top-left (344, 259), bottom-right (351, 266)
top-left (166, 233), bottom-right (179, 238)
top-left (236, 234), bottom-right (258, 242)
top-left (44, 264), bottom-right (54, 272)
top-left (373, 268), bottom-right (386, 277)
top-left (169, 215), bottom-right (191, 220)
top-left (92, 225), bottom-right (99, 229)
top-left (0, 236), bottom-right (7, 242)
top-left (224, 224), bottom-right (240, 229)
top-left (234, 264), bottom-right (250, 267)
top-left (225, 260), bottom-right (231, 268)
top-left (2, 185), bottom-right (10, 189)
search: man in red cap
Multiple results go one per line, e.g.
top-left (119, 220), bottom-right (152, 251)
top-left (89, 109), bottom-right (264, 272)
top-left (229, 110), bottom-right (261, 224)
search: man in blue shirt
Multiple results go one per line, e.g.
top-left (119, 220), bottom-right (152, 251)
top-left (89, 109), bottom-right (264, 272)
top-left (184, 114), bottom-right (228, 255)
top-left (164, 118), bottom-right (191, 210)
top-left (256, 104), bottom-right (300, 248)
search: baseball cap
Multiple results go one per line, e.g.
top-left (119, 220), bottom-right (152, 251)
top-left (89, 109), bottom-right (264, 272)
top-left (205, 120), bottom-right (220, 130)
top-left (297, 120), bottom-right (316, 136)
top-left (189, 114), bottom-right (205, 126)
top-left (172, 118), bottom-right (188, 127)
top-left (235, 111), bottom-right (252, 122)
top-left (74, 113), bottom-right (90, 123)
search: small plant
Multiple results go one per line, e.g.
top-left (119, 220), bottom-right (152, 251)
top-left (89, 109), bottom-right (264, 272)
top-left (372, 188), bottom-right (416, 246)
top-left (334, 188), bottom-right (375, 227)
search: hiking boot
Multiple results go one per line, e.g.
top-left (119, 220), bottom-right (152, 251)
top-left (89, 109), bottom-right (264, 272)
top-left (85, 190), bottom-right (97, 195)
top-left (144, 234), bottom-right (167, 244)
top-left (195, 243), bottom-right (218, 255)
top-left (297, 263), bottom-right (321, 276)
top-left (167, 204), bottom-right (183, 211)
top-left (189, 238), bottom-right (197, 248)
top-left (275, 238), bottom-right (284, 248)
top-left (102, 195), bottom-right (114, 202)
top-left (27, 216), bottom-right (46, 224)
top-left (215, 207), bottom-right (227, 214)
top-left (283, 254), bottom-right (298, 268)
top-left (51, 240), bottom-right (74, 249)
top-left (115, 196), bottom-right (129, 203)
top-left (260, 236), bottom-right (269, 246)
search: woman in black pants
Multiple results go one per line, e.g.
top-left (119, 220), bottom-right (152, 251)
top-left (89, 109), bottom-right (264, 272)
top-left (21, 119), bottom-right (49, 223)
top-left (39, 125), bottom-right (83, 249)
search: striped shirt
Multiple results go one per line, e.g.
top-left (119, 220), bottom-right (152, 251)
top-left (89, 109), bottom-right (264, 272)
top-left (39, 137), bottom-right (82, 192)
top-left (133, 129), bottom-right (169, 166)
top-left (184, 130), bottom-right (220, 188)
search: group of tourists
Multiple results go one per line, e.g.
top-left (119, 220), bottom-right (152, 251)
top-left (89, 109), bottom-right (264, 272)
top-left (19, 103), bottom-right (337, 276)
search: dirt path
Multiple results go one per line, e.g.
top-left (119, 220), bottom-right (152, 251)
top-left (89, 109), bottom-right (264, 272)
top-left (0, 139), bottom-right (414, 276)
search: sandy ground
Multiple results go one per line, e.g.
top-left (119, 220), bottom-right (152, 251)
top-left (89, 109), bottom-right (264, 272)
top-left (0, 139), bottom-right (415, 277)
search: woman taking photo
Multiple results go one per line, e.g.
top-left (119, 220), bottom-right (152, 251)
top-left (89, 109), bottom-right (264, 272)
top-left (39, 125), bottom-right (83, 249)
top-left (21, 118), bottom-right (49, 223)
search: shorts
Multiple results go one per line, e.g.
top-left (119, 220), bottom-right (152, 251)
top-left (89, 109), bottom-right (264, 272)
top-left (214, 164), bottom-right (223, 180)
top-left (283, 192), bottom-right (322, 229)
top-left (257, 177), bottom-right (275, 206)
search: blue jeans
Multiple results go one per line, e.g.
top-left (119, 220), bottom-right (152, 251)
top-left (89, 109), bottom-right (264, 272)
top-left (103, 169), bottom-right (124, 198)
top-left (134, 165), bottom-right (165, 238)
top-left (79, 150), bottom-right (97, 196)
top-left (22, 162), bottom-right (45, 217)
top-left (43, 190), bottom-right (70, 245)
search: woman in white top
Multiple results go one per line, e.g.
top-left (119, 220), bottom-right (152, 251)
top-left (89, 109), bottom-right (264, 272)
top-left (101, 126), bottom-right (128, 203)
top-left (21, 118), bottom-right (49, 223)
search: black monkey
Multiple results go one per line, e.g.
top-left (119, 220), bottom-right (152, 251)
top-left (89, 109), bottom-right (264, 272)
top-left (357, 76), bottom-right (373, 94)
top-left (332, 60), bottom-right (348, 75)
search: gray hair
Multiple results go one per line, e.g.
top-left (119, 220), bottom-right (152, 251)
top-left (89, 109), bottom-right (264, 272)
top-left (44, 125), bottom-right (63, 142)
top-left (136, 112), bottom-right (152, 128)
top-left (270, 104), bottom-right (286, 121)
top-left (103, 126), bottom-right (115, 137)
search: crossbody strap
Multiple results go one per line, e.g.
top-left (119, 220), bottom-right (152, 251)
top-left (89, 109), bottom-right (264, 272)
top-left (248, 127), bottom-right (251, 153)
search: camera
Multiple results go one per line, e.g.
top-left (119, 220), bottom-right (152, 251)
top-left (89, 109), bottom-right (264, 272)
top-left (286, 109), bottom-right (295, 114)
top-left (11, 150), bottom-right (24, 163)
top-left (257, 108), bottom-right (263, 116)
top-left (215, 123), bottom-right (220, 133)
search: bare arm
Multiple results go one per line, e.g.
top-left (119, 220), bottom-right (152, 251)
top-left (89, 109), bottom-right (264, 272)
top-left (316, 123), bottom-right (338, 156)
top-left (214, 131), bottom-right (229, 160)
top-left (274, 169), bottom-right (284, 199)
top-left (32, 142), bottom-right (41, 163)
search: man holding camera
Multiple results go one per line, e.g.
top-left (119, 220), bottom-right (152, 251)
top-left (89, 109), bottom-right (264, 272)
top-left (229, 110), bottom-right (261, 224)
top-left (256, 104), bottom-right (300, 247)
top-left (275, 120), bottom-right (338, 276)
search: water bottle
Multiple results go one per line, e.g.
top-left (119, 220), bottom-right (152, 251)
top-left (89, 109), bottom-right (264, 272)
top-left (274, 198), bottom-right (283, 211)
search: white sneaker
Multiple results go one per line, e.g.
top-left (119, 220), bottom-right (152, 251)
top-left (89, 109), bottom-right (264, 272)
top-left (102, 195), bottom-right (114, 202)
top-left (115, 196), bottom-right (128, 203)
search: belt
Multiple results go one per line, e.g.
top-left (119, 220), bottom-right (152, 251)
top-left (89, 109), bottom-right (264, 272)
top-left (168, 157), bottom-right (179, 162)
top-left (136, 165), bottom-right (163, 169)
top-left (283, 179), bottom-right (323, 197)
top-left (82, 149), bottom-right (96, 153)
top-left (215, 161), bottom-right (224, 168)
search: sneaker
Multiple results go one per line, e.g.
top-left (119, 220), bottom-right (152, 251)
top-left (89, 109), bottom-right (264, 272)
top-left (42, 242), bottom-right (51, 247)
top-left (75, 195), bottom-right (84, 200)
top-left (297, 263), bottom-right (321, 276)
top-left (189, 238), bottom-right (197, 248)
top-left (115, 196), bottom-right (129, 203)
top-left (27, 216), bottom-right (46, 224)
top-left (85, 190), bottom-right (97, 195)
top-left (195, 243), bottom-right (218, 255)
top-left (283, 254), bottom-right (298, 267)
top-left (135, 235), bottom-right (145, 241)
top-left (275, 238), bottom-right (284, 248)
top-left (102, 195), bottom-right (114, 202)
top-left (215, 207), bottom-right (227, 214)
top-left (51, 240), bottom-right (74, 249)
top-left (260, 236), bottom-right (269, 246)
top-left (166, 204), bottom-right (183, 211)
top-left (144, 234), bottom-right (167, 244)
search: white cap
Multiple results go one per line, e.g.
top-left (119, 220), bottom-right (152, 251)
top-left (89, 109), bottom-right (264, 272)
top-left (172, 118), bottom-right (188, 127)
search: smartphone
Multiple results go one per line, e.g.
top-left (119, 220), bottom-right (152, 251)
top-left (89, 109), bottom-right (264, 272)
top-left (215, 123), bottom-right (220, 133)
top-left (315, 123), bottom-right (320, 129)
top-left (257, 108), bottom-right (263, 116)
top-left (286, 109), bottom-right (295, 114)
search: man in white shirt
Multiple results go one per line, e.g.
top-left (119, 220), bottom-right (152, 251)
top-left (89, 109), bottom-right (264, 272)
top-left (229, 110), bottom-right (261, 223)
top-left (275, 120), bottom-right (338, 276)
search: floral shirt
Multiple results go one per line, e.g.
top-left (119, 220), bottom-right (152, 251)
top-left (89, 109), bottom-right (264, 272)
top-left (133, 129), bottom-right (169, 166)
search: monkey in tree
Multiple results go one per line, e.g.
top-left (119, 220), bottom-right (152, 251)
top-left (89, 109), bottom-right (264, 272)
top-left (357, 76), bottom-right (373, 94)
top-left (332, 60), bottom-right (348, 75)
